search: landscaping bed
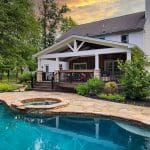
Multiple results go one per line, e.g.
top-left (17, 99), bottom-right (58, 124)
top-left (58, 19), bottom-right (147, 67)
top-left (87, 95), bottom-right (150, 107)
top-left (0, 82), bottom-right (22, 92)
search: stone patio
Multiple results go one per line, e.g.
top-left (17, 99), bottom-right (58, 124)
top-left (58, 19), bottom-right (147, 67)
top-left (0, 91), bottom-right (150, 127)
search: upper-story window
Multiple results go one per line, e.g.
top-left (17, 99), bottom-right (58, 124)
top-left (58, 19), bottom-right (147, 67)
top-left (99, 36), bottom-right (105, 40)
top-left (121, 34), bottom-right (129, 43)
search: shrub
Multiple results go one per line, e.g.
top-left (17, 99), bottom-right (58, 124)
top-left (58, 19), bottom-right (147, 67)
top-left (76, 84), bottom-right (88, 96)
top-left (19, 72), bottom-right (34, 83)
top-left (118, 47), bottom-right (150, 100)
top-left (0, 82), bottom-right (20, 92)
top-left (104, 82), bottom-right (118, 94)
top-left (25, 83), bottom-right (32, 91)
top-left (75, 77), bottom-right (104, 96)
top-left (98, 93), bottom-right (125, 102)
top-left (86, 77), bottom-right (103, 94)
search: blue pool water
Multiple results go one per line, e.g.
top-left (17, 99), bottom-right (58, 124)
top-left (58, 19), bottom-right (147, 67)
top-left (0, 103), bottom-right (150, 150)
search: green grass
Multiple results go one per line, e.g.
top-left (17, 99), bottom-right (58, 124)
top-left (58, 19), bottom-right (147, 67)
top-left (97, 93), bottom-right (125, 102)
top-left (0, 82), bottom-right (21, 92)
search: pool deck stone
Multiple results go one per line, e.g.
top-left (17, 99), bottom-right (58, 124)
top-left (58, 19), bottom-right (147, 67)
top-left (0, 91), bottom-right (150, 127)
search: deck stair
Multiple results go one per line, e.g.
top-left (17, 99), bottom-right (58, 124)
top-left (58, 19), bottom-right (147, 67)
top-left (33, 82), bottom-right (56, 92)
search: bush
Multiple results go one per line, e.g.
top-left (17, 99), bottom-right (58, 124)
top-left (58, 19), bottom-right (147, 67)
top-left (76, 77), bottom-right (103, 96)
top-left (86, 77), bottom-right (104, 94)
top-left (76, 84), bottom-right (88, 96)
top-left (0, 82), bottom-right (20, 92)
top-left (97, 93), bottom-right (125, 102)
top-left (25, 83), bottom-right (32, 91)
top-left (118, 47), bottom-right (150, 100)
top-left (19, 72), bottom-right (34, 83)
top-left (104, 82), bottom-right (118, 94)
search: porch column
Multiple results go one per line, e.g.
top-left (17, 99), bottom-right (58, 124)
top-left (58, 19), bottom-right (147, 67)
top-left (37, 58), bottom-right (43, 82)
top-left (56, 57), bottom-right (59, 70)
top-left (94, 54), bottom-right (101, 79)
top-left (127, 51), bottom-right (131, 61)
top-left (55, 57), bottom-right (60, 82)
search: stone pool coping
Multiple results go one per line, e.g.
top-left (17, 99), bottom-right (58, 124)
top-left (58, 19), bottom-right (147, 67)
top-left (0, 91), bottom-right (150, 127)
top-left (11, 98), bottom-right (69, 110)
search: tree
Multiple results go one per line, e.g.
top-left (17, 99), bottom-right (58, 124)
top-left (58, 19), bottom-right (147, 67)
top-left (40, 0), bottom-right (69, 48)
top-left (61, 17), bottom-right (77, 33)
top-left (0, 0), bottom-right (41, 74)
top-left (118, 47), bottom-right (150, 100)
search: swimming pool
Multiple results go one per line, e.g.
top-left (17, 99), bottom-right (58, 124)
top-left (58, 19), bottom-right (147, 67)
top-left (0, 103), bottom-right (149, 150)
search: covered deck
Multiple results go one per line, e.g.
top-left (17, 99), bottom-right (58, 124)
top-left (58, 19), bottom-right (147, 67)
top-left (34, 35), bottom-right (132, 87)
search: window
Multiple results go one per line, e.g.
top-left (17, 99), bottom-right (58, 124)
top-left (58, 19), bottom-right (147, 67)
top-left (45, 65), bottom-right (49, 72)
top-left (104, 60), bottom-right (120, 75)
top-left (121, 35), bottom-right (129, 43)
top-left (73, 63), bottom-right (87, 70)
top-left (99, 36), bottom-right (105, 40)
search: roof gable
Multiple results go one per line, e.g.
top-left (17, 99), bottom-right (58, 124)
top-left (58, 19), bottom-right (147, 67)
top-left (33, 35), bottom-right (133, 58)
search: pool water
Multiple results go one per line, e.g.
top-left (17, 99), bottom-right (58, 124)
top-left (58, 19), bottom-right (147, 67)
top-left (24, 100), bottom-right (59, 106)
top-left (0, 103), bottom-right (150, 150)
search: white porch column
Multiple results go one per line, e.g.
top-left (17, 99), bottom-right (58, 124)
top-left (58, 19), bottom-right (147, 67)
top-left (55, 57), bottom-right (60, 82)
top-left (95, 54), bottom-right (99, 70)
top-left (56, 57), bottom-right (59, 70)
top-left (37, 58), bottom-right (43, 82)
top-left (127, 51), bottom-right (131, 61)
top-left (94, 54), bottom-right (101, 79)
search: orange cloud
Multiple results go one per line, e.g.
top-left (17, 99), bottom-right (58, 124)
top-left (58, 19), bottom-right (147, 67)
top-left (34, 0), bottom-right (145, 25)
top-left (60, 0), bottom-right (119, 24)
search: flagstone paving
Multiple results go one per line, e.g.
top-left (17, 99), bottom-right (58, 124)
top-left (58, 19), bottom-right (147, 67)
top-left (0, 91), bottom-right (150, 127)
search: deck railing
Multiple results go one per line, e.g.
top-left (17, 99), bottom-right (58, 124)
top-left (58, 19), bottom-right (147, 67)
top-left (42, 72), bottom-right (54, 81)
top-left (59, 70), bottom-right (94, 83)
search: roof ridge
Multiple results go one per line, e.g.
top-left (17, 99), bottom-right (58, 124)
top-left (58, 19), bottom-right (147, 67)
top-left (73, 11), bottom-right (145, 27)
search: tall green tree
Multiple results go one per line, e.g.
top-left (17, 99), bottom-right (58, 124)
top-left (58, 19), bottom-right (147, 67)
top-left (40, 0), bottom-right (69, 48)
top-left (0, 0), bottom-right (41, 72)
top-left (61, 17), bottom-right (77, 33)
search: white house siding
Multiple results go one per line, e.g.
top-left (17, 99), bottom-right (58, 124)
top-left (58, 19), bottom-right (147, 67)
top-left (105, 34), bottom-right (121, 42)
top-left (39, 59), bottom-right (69, 72)
top-left (129, 31), bottom-right (144, 50)
top-left (103, 31), bottom-right (144, 50)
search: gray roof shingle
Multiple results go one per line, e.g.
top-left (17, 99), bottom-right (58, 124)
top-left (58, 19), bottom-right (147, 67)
top-left (58, 12), bottom-right (145, 42)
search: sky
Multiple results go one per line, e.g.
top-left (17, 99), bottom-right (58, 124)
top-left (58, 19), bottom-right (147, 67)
top-left (58, 0), bottom-right (145, 24)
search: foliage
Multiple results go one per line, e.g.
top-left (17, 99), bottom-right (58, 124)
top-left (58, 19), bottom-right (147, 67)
top-left (40, 0), bottom-right (69, 48)
top-left (104, 82), bottom-right (118, 94)
top-left (118, 47), bottom-right (150, 100)
top-left (97, 93), bottom-right (125, 102)
top-left (76, 84), bottom-right (88, 96)
top-left (19, 72), bottom-right (34, 83)
top-left (86, 77), bottom-right (104, 94)
top-left (0, 0), bottom-right (41, 72)
top-left (0, 82), bottom-right (20, 92)
top-left (61, 17), bottom-right (77, 33)
top-left (25, 82), bottom-right (32, 91)
top-left (76, 77), bottom-right (103, 96)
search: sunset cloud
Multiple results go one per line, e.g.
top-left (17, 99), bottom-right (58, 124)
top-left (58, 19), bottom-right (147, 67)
top-left (59, 0), bottom-right (145, 24)
top-left (34, 0), bottom-right (145, 24)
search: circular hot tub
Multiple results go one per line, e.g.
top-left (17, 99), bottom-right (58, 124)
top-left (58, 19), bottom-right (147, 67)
top-left (12, 98), bottom-right (69, 110)
top-left (24, 99), bottom-right (59, 106)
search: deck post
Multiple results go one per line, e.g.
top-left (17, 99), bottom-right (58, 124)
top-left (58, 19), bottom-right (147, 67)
top-left (94, 54), bottom-right (101, 79)
top-left (37, 71), bottom-right (43, 82)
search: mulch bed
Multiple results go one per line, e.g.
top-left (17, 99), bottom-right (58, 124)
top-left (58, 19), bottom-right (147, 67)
top-left (87, 95), bottom-right (150, 107)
